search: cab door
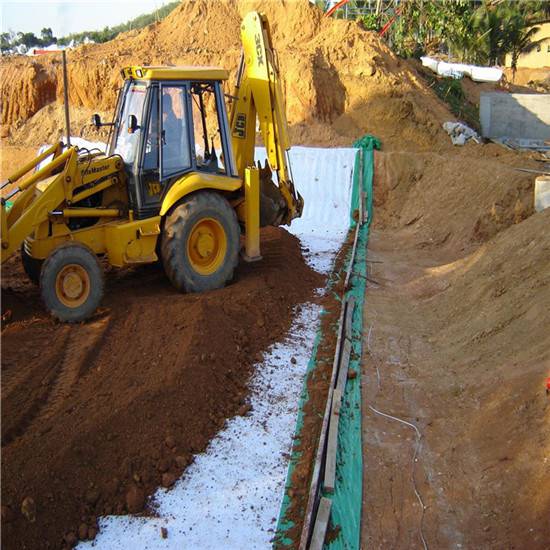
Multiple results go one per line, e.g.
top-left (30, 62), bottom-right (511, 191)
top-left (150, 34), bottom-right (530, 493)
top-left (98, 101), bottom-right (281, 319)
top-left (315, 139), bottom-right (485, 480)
top-left (159, 83), bottom-right (193, 180)
top-left (133, 83), bottom-right (194, 219)
top-left (135, 84), bottom-right (162, 218)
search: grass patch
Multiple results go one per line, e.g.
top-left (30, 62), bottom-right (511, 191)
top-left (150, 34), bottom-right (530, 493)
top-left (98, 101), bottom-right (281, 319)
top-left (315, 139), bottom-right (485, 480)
top-left (424, 73), bottom-right (480, 131)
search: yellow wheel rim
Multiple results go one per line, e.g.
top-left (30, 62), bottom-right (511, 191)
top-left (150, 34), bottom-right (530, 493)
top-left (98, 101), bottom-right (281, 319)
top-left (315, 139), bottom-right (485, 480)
top-left (55, 264), bottom-right (90, 308)
top-left (187, 217), bottom-right (227, 275)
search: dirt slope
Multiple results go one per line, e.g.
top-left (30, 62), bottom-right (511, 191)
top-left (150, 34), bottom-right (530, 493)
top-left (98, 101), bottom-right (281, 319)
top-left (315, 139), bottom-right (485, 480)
top-left (1, 228), bottom-right (323, 549)
top-left (1, 0), bottom-right (450, 150)
top-left (361, 149), bottom-right (550, 549)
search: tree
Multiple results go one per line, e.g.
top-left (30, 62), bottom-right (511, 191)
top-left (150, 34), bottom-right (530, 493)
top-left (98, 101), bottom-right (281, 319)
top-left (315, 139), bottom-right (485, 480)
top-left (40, 27), bottom-right (56, 45)
top-left (501, 5), bottom-right (544, 80)
top-left (472, 1), bottom-right (545, 67)
top-left (388, 0), bottom-right (477, 59)
top-left (16, 32), bottom-right (40, 49)
top-left (1, 32), bottom-right (12, 53)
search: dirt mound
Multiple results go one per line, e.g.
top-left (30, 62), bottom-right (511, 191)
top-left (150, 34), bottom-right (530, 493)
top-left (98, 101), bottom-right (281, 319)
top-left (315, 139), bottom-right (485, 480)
top-left (1, 0), bottom-right (451, 149)
top-left (1, 227), bottom-right (323, 549)
top-left (373, 147), bottom-right (537, 252)
top-left (8, 103), bottom-right (111, 147)
top-left (0, 57), bottom-right (57, 130)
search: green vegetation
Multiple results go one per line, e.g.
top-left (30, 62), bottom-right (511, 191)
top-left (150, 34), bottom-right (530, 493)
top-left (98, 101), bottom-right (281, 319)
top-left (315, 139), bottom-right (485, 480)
top-left (344, 0), bottom-right (549, 67)
top-left (0, 1), bottom-right (179, 53)
top-left (425, 74), bottom-right (480, 130)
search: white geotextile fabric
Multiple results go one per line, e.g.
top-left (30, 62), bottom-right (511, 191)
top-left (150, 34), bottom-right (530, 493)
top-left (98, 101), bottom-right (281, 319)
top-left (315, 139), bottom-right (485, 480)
top-left (78, 146), bottom-right (357, 550)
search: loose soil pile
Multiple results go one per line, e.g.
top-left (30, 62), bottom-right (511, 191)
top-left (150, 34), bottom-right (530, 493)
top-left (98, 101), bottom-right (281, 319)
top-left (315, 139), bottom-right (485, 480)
top-left (1, 228), bottom-right (323, 549)
top-left (361, 150), bottom-right (550, 549)
top-left (372, 145), bottom-right (537, 249)
top-left (1, 0), bottom-right (451, 150)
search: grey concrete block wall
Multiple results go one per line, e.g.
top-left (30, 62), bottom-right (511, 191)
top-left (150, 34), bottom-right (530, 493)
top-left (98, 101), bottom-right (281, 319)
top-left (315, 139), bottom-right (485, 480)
top-left (479, 92), bottom-right (550, 140)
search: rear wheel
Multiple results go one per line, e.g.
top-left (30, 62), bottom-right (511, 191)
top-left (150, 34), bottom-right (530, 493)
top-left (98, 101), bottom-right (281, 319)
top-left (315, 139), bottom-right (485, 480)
top-left (161, 191), bottom-right (240, 293)
top-left (40, 243), bottom-right (104, 322)
top-left (21, 242), bottom-right (43, 285)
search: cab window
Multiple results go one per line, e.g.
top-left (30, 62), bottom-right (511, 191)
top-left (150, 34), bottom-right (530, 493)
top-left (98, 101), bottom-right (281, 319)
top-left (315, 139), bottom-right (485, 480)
top-left (113, 82), bottom-right (147, 165)
top-left (190, 82), bottom-right (227, 175)
top-left (161, 86), bottom-right (191, 179)
top-left (143, 87), bottom-right (159, 171)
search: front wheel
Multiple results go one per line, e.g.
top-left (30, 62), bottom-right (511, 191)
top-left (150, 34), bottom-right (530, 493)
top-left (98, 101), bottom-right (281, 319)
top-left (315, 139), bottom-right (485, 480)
top-left (40, 242), bottom-right (104, 322)
top-left (161, 191), bottom-right (240, 293)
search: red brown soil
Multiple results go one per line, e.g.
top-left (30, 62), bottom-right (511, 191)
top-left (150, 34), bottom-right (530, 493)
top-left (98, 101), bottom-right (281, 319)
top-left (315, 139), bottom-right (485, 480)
top-left (273, 237), bottom-right (352, 548)
top-left (1, 0), bottom-right (451, 151)
top-left (361, 149), bottom-right (550, 549)
top-left (1, 227), bottom-right (323, 550)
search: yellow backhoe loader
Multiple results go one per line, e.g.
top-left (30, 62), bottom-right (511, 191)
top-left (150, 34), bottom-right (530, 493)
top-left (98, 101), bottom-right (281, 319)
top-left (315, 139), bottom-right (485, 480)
top-left (0, 12), bottom-right (303, 322)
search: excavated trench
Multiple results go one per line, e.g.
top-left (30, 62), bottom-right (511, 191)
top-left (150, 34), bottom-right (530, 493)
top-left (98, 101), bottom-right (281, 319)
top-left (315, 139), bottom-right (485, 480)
top-left (360, 149), bottom-right (550, 549)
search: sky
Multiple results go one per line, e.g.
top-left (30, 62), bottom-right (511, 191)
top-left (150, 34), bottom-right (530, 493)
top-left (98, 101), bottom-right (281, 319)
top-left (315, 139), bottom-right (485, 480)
top-left (0, 0), bottom-right (172, 37)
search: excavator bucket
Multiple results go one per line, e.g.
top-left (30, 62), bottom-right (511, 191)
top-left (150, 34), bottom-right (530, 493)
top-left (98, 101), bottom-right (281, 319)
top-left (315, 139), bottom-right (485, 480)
top-left (258, 161), bottom-right (287, 227)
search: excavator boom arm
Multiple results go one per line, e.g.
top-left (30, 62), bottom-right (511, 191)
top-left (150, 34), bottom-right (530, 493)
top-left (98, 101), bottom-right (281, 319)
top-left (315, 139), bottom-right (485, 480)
top-left (229, 11), bottom-right (303, 225)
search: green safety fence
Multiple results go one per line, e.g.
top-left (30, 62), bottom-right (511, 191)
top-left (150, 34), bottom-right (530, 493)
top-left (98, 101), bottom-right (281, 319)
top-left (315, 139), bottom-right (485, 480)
top-left (275, 135), bottom-right (380, 549)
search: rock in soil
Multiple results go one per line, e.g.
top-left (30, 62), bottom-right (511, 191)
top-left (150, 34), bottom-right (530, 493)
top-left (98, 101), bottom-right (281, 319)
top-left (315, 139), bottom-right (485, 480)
top-left (20, 497), bottom-right (36, 523)
top-left (161, 473), bottom-right (176, 489)
top-left (125, 485), bottom-right (145, 514)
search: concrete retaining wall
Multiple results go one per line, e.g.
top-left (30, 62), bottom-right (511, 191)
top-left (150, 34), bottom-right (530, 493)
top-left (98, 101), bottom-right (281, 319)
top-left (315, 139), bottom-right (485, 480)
top-left (480, 92), bottom-right (550, 140)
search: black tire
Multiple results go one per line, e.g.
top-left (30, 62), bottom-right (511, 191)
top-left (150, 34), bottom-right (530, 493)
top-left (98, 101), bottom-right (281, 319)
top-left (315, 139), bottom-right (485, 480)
top-left (21, 242), bottom-right (43, 285)
top-left (40, 242), bottom-right (104, 322)
top-left (161, 191), bottom-right (240, 293)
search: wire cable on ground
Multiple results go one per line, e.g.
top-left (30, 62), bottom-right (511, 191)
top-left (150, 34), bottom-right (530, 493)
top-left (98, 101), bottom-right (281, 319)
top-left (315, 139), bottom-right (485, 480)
top-left (367, 403), bottom-right (428, 550)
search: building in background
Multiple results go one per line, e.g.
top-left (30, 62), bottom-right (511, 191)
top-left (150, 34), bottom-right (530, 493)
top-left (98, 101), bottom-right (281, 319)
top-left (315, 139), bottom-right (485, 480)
top-left (505, 22), bottom-right (550, 69)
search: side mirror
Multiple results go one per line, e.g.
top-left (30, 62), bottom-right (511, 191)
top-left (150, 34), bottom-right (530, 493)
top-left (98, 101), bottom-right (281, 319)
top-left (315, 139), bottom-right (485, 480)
top-left (127, 114), bottom-right (139, 134)
top-left (92, 113), bottom-right (101, 128)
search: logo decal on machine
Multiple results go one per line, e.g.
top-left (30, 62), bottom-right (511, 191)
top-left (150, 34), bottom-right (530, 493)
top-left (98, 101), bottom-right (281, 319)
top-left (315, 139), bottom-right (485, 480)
top-left (147, 182), bottom-right (162, 196)
top-left (82, 164), bottom-right (109, 176)
top-left (233, 113), bottom-right (247, 139)
top-left (255, 34), bottom-right (264, 66)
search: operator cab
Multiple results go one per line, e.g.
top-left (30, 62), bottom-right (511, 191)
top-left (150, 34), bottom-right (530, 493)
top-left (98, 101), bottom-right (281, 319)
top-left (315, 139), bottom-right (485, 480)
top-left (102, 66), bottom-right (238, 219)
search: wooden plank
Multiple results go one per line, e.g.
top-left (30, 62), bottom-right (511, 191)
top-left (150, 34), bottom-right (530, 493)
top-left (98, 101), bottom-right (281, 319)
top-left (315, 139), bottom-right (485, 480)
top-left (345, 296), bottom-right (355, 340)
top-left (359, 189), bottom-right (366, 225)
top-left (300, 151), bottom-right (366, 548)
top-left (344, 219), bottom-right (360, 290)
top-left (309, 497), bottom-right (333, 550)
top-left (299, 165), bottom-right (361, 544)
top-left (335, 339), bottom-right (352, 395)
top-left (323, 389), bottom-right (342, 494)
top-left (298, 300), bottom-right (347, 550)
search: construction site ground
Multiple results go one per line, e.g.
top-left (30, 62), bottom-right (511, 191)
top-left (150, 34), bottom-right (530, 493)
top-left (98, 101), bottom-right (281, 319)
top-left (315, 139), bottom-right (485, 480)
top-left (1, 1), bottom-right (549, 548)
top-left (362, 151), bottom-right (550, 549)
top-left (2, 226), bottom-right (324, 548)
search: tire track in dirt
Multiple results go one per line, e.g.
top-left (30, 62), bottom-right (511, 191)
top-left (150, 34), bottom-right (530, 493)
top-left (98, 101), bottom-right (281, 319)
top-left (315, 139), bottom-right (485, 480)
top-left (1, 329), bottom-right (70, 446)
top-left (37, 314), bottom-right (111, 423)
top-left (2, 315), bottom-right (110, 445)
top-left (1, 331), bottom-right (60, 400)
